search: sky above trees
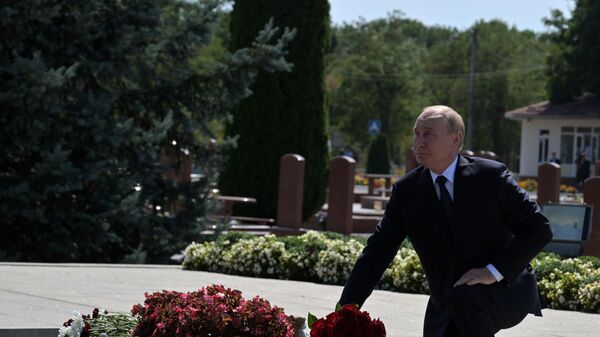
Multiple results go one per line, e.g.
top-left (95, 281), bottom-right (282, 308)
top-left (329, 0), bottom-right (573, 32)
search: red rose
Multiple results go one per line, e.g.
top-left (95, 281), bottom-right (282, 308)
top-left (309, 304), bottom-right (386, 337)
top-left (311, 319), bottom-right (333, 337)
top-left (371, 319), bottom-right (386, 336)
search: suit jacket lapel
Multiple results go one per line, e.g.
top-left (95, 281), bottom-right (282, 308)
top-left (452, 155), bottom-right (474, 254)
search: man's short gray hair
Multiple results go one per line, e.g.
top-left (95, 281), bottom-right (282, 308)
top-left (421, 105), bottom-right (465, 148)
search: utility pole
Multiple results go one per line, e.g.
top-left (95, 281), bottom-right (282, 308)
top-left (466, 28), bottom-right (478, 151)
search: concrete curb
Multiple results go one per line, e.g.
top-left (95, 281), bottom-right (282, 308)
top-left (0, 328), bottom-right (55, 337)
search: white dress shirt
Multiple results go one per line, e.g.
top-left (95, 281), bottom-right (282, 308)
top-left (429, 156), bottom-right (504, 282)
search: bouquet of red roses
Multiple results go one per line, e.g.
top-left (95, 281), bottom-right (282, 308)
top-left (307, 303), bottom-right (386, 337)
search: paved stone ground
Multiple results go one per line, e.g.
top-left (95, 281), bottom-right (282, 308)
top-left (1, 263), bottom-right (599, 337)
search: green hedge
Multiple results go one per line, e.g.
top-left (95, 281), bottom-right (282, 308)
top-left (183, 233), bottom-right (600, 314)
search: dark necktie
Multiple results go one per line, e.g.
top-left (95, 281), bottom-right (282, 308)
top-left (435, 175), bottom-right (453, 224)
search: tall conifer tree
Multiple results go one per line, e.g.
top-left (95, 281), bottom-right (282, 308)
top-left (220, 0), bottom-right (330, 220)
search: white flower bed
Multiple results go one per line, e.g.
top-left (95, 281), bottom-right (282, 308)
top-left (533, 254), bottom-right (600, 312)
top-left (315, 239), bottom-right (364, 285)
top-left (389, 248), bottom-right (429, 294)
top-left (223, 234), bottom-right (286, 278)
top-left (281, 230), bottom-right (330, 281)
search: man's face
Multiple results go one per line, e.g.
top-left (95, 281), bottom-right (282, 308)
top-left (412, 114), bottom-right (461, 173)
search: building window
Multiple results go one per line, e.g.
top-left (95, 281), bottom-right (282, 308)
top-left (560, 126), bottom-right (599, 165)
top-left (576, 130), bottom-right (592, 161)
top-left (561, 134), bottom-right (574, 164)
top-left (538, 129), bottom-right (549, 163)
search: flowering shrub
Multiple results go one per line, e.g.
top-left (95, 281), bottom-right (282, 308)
top-left (577, 255), bottom-right (600, 269)
top-left (539, 270), bottom-right (586, 310)
top-left (379, 254), bottom-right (403, 290)
top-left (354, 173), bottom-right (368, 185)
top-left (131, 284), bottom-right (294, 337)
top-left (223, 234), bottom-right (287, 278)
top-left (533, 254), bottom-right (600, 312)
top-left (182, 241), bottom-right (218, 271)
top-left (372, 178), bottom-right (386, 188)
top-left (518, 178), bottom-right (537, 192)
top-left (388, 248), bottom-right (429, 294)
top-left (353, 174), bottom-right (395, 188)
top-left (560, 184), bottom-right (578, 193)
top-left (579, 281), bottom-right (600, 313)
top-left (281, 231), bottom-right (330, 281)
top-left (183, 232), bottom-right (257, 272)
top-left (530, 252), bottom-right (562, 279)
top-left (315, 239), bottom-right (364, 285)
top-left (308, 304), bottom-right (386, 337)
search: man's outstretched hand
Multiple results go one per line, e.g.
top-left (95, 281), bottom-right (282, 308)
top-left (453, 267), bottom-right (497, 287)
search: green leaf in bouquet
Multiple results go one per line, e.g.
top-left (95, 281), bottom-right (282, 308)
top-left (307, 312), bottom-right (318, 329)
top-left (335, 302), bottom-right (360, 311)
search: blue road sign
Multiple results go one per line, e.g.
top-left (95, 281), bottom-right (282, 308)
top-left (368, 119), bottom-right (381, 135)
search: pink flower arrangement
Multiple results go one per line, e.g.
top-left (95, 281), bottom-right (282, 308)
top-left (131, 284), bottom-right (295, 337)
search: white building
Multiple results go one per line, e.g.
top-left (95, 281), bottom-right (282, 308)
top-left (505, 96), bottom-right (600, 178)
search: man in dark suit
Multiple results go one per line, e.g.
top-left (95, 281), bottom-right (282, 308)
top-left (339, 105), bottom-right (553, 337)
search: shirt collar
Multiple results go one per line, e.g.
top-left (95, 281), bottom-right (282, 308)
top-left (429, 155), bottom-right (459, 184)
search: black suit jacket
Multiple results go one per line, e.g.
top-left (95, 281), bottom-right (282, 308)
top-left (339, 156), bottom-right (553, 336)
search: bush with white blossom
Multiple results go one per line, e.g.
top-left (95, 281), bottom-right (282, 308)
top-left (182, 241), bottom-right (218, 271)
top-left (578, 281), bottom-right (600, 313)
top-left (532, 254), bottom-right (600, 312)
top-left (223, 234), bottom-right (287, 278)
top-left (280, 231), bottom-right (330, 281)
top-left (379, 254), bottom-right (403, 290)
top-left (315, 239), bottom-right (364, 285)
top-left (387, 247), bottom-right (429, 294)
top-left (182, 232), bottom-right (255, 272)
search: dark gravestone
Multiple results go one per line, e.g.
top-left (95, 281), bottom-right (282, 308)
top-left (538, 162), bottom-right (561, 204)
top-left (160, 148), bottom-right (192, 183)
top-left (160, 148), bottom-right (192, 213)
top-left (276, 154), bottom-right (305, 230)
top-left (327, 156), bottom-right (355, 234)
top-left (583, 177), bottom-right (600, 258)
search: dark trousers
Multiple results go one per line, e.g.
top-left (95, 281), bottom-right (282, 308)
top-left (443, 269), bottom-right (540, 337)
